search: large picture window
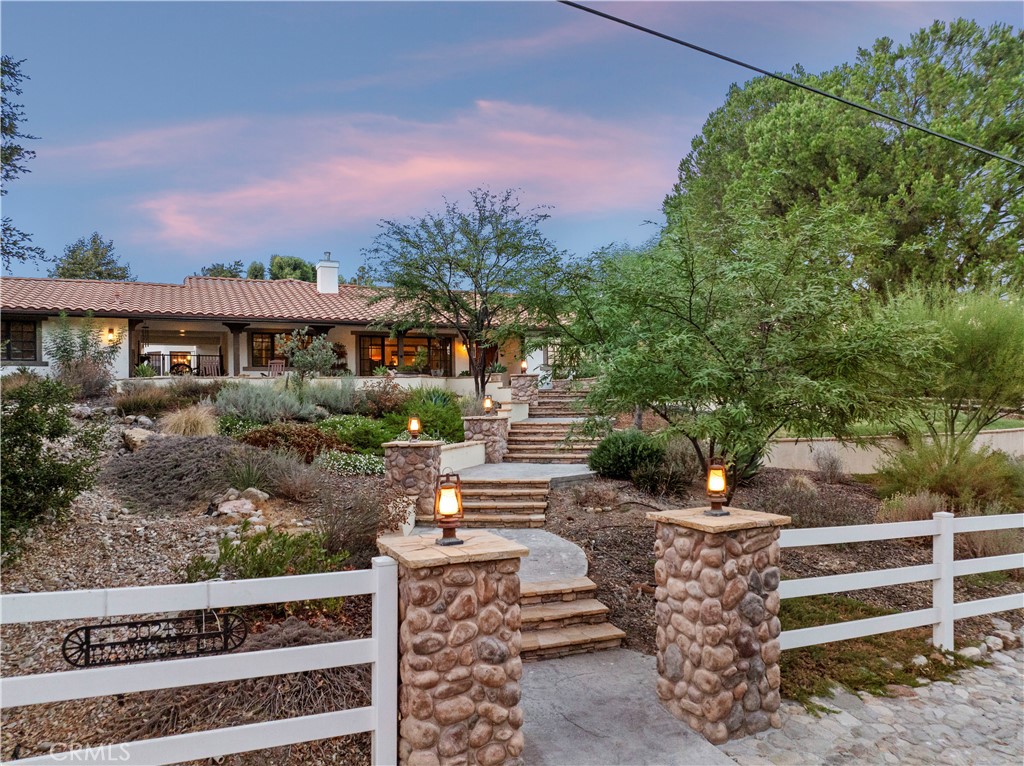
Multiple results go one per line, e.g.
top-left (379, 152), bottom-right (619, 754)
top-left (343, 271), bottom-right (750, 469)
top-left (250, 332), bottom-right (276, 368)
top-left (358, 335), bottom-right (452, 376)
top-left (1, 319), bottom-right (38, 361)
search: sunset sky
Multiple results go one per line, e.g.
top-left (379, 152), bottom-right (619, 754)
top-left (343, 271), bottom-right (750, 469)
top-left (3, 1), bottom-right (1019, 283)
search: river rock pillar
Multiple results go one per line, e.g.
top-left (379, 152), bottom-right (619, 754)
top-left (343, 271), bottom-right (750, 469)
top-left (463, 416), bottom-right (509, 463)
top-left (509, 374), bottom-right (539, 405)
top-left (377, 530), bottom-right (529, 766)
top-left (646, 506), bottom-right (791, 744)
top-left (384, 440), bottom-right (443, 518)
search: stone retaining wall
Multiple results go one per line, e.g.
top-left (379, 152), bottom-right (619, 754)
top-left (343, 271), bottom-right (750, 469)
top-left (463, 416), bottom-right (509, 464)
top-left (509, 374), bottom-right (539, 404)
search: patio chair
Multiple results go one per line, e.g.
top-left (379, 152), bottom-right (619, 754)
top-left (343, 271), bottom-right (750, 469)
top-left (267, 359), bottom-right (285, 378)
top-left (199, 358), bottom-right (221, 377)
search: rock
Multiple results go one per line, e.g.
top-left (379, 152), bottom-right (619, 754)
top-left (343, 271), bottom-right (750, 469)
top-left (991, 629), bottom-right (1019, 649)
top-left (225, 488), bottom-right (241, 501)
top-left (240, 487), bottom-right (270, 503)
top-left (122, 427), bottom-right (159, 451)
top-left (218, 499), bottom-right (256, 518)
top-left (911, 655), bottom-right (928, 668)
top-left (956, 646), bottom-right (982, 660)
top-left (135, 415), bottom-right (154, 428)
top-left (71, 404), bottom-right (93, 419)
top-left (983, 635), bottom-right (1003, 652)
top-left (103, 406), bottom-right (118, 416)
top-left (990, 617), bottom-right (1012, 631)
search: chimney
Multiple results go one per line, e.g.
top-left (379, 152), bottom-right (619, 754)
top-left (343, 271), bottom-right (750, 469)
top-left (316, 251), bottom-right (339, 294)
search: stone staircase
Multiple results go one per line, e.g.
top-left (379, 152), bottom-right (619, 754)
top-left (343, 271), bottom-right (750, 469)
top-left (415, 478), bottom-right (550, 528)
top-left (528, 387), bottom-right (592, 418)
top-left (503, 420), bottom-right (598, 464)
top-left (520, 576), bottom-right (626, 661)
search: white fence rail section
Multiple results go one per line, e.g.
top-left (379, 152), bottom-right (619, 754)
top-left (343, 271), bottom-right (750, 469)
top-left (777, 512), bottom-right (1024, 651)
top-left (0, 557), bottom-right (399, 766)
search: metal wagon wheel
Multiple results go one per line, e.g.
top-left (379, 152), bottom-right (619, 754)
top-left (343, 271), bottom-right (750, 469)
top-left (222, 612), bottom-right (248, 651)
top-left (61, 627), bottom-right (90, 667)
top-left (170, 362), bottom-right (193, 376)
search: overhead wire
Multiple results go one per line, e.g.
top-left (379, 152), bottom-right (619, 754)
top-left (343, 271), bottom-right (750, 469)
top-left (557, 0), bottom-right (1024, 170)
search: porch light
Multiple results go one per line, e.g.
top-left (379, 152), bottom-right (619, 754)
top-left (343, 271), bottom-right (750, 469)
top-left (408, 415), bottom-right (421, 441)
top-left (106, 328), bottom-right (115, 343)
top-left (433, 469), bottom-right (464, 546)
top-left (706, 457), bottom-right (729, 517)
top-left (482, 394), bottom-right (494, 415)
top-left (520, 359), bottom-right (528, 373)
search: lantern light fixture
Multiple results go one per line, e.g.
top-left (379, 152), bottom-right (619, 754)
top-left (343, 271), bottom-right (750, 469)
top-left (407, 415), bottom-right (421, 441)
top-left (705, 457), bottom-right (729, 517)
top-left (520, 359), bottom-right (528, 373)
top-left (433, 468), bottom-right (464, 546)
top-left (107, 328), bottom-right (115, 343)
top-left (482, 394), bottom-right (494, 415)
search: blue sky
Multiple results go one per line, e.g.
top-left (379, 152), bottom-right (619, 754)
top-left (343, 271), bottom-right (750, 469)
top-left (2, 1), bottom-right (1019, 283)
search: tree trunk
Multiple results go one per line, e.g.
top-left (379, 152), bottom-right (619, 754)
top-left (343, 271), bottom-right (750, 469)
top-left (633, 406), bottom-right (644, 430)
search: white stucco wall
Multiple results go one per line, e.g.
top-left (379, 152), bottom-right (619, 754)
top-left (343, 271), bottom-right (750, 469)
top-left (1, 316), bottom-right (130, 379)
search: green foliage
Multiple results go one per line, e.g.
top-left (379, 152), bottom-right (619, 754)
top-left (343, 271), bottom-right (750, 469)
top-left (133, 362), bottom-right (157, 377)
top-left (165, 376), bottom-right (223, 405)
top-left (49, 232), bottom-right (134, 281)
top-left (238, 423), bottom-right (350, 463)
top-left (0, 367), bottom-right (42, 394)
top-left (220, 447), bottom-right (320, 501)
top-left (304, 379), bottom-right (358, 414)
top-left (629, 435), bottom-right (702, 497)
top-left (44, 312), bottom-right (123, 398)
top-left (214, 383), bottom-right (320, 423)
top-left (356, 376), bottom-right (409, 418)
top-left (2, 56), bottom-right (47, 270)
top-left (878, 442), bottom-right (1024, 511)
top-left (268, 254), bottom-right (316, 281)
top-left (0, 377), bottom-right (101, 552)
top-left (115, 385), bottom-right (174, 417)
top-left (184, 523), bottom-right (349, 586)
top-left (317, 487), bottom-right (384, 568)
top-left (217, 414), bottom-right (262, 437)
top-left (313, 450), bottom-right (387, 476)
top-left (316, 415), bottom-right (397, 455)
top-left (274, 327), bottom-right (337, 382)
top-left (665, 20), bottom-right (1023, 292)
top-left (387, 387), bottom-right (464, 443)
top-left (198, 260), bottom-right (244, 278)
top-left (588, 430), bottom-right (665, 481)
top-left (373, 365), bottom-right (390, 376)
top-left (246, 260), bottom-right (266, 279)
top-left (364, 188), bottom-right (564, 395)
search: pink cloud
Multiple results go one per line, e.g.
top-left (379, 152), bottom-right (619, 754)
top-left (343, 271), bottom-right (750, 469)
top-left (126, 101), bottom-right (693, 253)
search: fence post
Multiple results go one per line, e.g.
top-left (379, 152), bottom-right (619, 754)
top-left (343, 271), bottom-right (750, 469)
top-left (372, 556), bottom-right (399, 766)
top-left (932, 512), bottom-right (955, 650)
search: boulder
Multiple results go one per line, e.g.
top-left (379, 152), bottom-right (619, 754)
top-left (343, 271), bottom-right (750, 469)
top-left (122, 427), bottom-right (160, 451)
top-left (218, 499), bottom-right (257, 517)
top-left (240, 487), bottom-right (270, 503)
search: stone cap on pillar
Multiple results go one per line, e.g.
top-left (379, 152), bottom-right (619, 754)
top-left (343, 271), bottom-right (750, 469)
top-left (381, 439), bottom-right (444, 449)
top-left (377, 529), bottom-right (529, 568)
top-left (510, 373), bottom-right (539, 378)
top-left (646, 507), bottom-right (790, 533)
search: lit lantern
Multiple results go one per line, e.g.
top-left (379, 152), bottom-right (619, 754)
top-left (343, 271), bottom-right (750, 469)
top-left (107, 328), bottom-right (115, 343)
top-left (520, 359), bottom-right (528, 373)
top-left (408, 415), bottom-right (421, 441)
top-left (706, 457), bottom-right (729, 517)
top-left (433, 469), bottom-right (464, 546)
top-left (482, 394), bottom-right (494, 415)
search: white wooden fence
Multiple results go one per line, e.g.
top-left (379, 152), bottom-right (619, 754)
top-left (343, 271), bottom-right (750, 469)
top-left (777, 511), bottom-right (1024, 651)
top-left (0, 557), bottom-right (399, 766)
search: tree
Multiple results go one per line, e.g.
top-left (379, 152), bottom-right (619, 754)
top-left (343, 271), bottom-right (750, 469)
top-left (1, 55), bottom-right (47, 270)
top-left (44, 311), bottom-right (124, 398)
top-left (365, 188), bottom-right (565, 395)
top-left (666, 20), bottom-right (1024, 293)
top-left (50, 232), bottom-right (135, 281)
top-left (197, 260), bottom-right (245, 278)
top-left (269, 254), bottom-right (316, 282)
top-left (274, 327), bottom-right (336, 384)
top-left (348, 264), bottom-right (374, 286)
top-left (246, 260), bottom-right (266, 279)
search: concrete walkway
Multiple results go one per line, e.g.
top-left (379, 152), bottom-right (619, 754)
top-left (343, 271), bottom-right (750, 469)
top-left (521, 649), bottom-right (737, 766)
top-left (459, 461), bottom-right (595, 486)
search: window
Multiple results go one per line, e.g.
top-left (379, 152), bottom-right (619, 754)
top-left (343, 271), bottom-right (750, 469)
top-left (250, 332), bottom-right (276, 368)
top-left (1, 319), bottom-right (38, 361)
top-left (357, 335), bottom-right (452, 376)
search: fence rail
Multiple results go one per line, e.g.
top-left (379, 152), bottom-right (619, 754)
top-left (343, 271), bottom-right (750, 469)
top-left (0, 558), bottom-right (398, 766)
top-left (777, 512), bottom-right (1024, 652)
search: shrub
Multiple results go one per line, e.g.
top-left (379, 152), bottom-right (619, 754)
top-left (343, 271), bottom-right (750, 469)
top-left (275, 327), bottom-right (337, 382)
top-left (0, 367), bottom-right (43, 394)
top-left (813, 447), bottom-right (846, 484)
top-left (239, 423), bottom-right (349, 463)
top-left (305, 379), bottom-right (357, 414)
top-left (133, 362), bottom-right (157, 377)
top-left (314, 450), bottom-right (387, 476)
top-left (160, 404), bottom-right (219, 436)
top-left (384, 389), bottom-right (464, 443)
top-left (1, 378), bottom-right (102, 552)
top-left (632, 436), bottom-right (702, 496)
top-left (459, 395), bottom-right (487, 416)
top-left (588, 430), bottom-right (665, 481)
top-left (760, 475), bottom-right (827, 528)
top-left (217, 414), bottom-right (262, 437)
top-left (878, 442), bottom-right (1024, 510)
top-left (356, 376), bottom-right (409, 418)
top-left (166, 376), bottom-right (223, 405)
top-left (318, 487), bottom-right (383, 568)
top-left (115, 385), bottom-right (175, 418)
top-left (102, 436), bottom-right (236, 514)
top-left (959, 502), bottom-right (1024, 575)
top-left (221, 447), bottom-right (273, 496)
top-left (214, 383), bottom-right (319, 423)
top-left (44, 312), bottom-right (121, 399)
top-left (184, 523), bottom-right (349, 583)
top-left (316, 415), bottom-right (398, 455)
top-left (877, 490), bottom-right (948, 523)
top-left (220, 447), bottom-right (320, 501)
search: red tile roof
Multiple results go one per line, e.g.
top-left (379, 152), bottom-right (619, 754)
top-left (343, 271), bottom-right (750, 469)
top-left (0, 276), bottom-right (398, 324)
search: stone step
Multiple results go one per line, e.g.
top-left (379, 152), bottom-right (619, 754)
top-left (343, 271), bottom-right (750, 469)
top-left (521, 622), bottom-right (626, 661)
top-left (462, 500), bottom-right (548, 512)
top-left (521, 598), bottom-right (609, 630)
top-left (521, 576), bottom-right (598, 604)
top-left (503, 454), bottom-right (591, 464)
top-left (415, 512), bottom-right (546, 528)
top-left (505, 441), bottom-right (595, 451)
top-left (459, 479), bottom-right (551, 488)
top-left (507, 435), bottom-right (597, 444)
top-left (458, 487), bottom-right (550, 499)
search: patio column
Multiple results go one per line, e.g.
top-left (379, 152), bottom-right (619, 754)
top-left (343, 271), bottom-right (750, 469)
top-left (377, 530), bottom-right (528, 766)
top-left (646, 506), bottom-right (790, 744)
top-left (223, 323), bottom-right (249, 377)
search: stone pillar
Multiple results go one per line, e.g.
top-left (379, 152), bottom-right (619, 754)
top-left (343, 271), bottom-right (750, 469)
top-left (463, 416), bottom-right (509, 463)
top-left (509, 374), bottom-right (539, 405)
top-left (646, 507), bottom-right (791, 744)
top-left (384, 440), bottom-right (443, 518)
top-left (378, 530), bottom-right (529, 766)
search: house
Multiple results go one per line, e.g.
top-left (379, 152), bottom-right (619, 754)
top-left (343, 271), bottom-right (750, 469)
top-left (1, 258), bottom-right (544, 384)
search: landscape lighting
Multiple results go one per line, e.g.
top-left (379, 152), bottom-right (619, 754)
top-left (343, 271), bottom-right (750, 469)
top-left (482, 394), bottom-right (494, 415)
top-left (705, 457), bottom-right (729, 517)
top-left (433, 469), bottom-right (464, 546)
top-left (520, 359), bottom-right (528, 373)
top-left (408, 415), bottom-right (421, 441)
top-left (107, 328), bottom-right (115, 343)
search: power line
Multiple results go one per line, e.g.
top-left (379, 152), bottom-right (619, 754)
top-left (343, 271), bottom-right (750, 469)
top-left (558, 0), bottom-right (1024, 170)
